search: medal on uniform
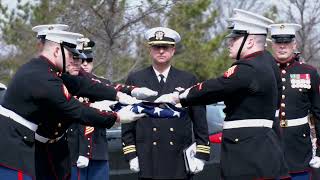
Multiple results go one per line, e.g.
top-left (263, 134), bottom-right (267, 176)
top-left (290, 74), bottom-right (311, 89)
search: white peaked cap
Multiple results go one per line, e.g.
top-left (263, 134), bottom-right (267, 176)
top-left (228, 8), bottom-right (274, 35)
top-left (269, 23), bottom-right (302, 37)
top-left (32, 24), bottom-right (69, 36)
top-left (45, 30), bottom-right (84, 46)
top-left (144, 27), bottom-right (181, 45)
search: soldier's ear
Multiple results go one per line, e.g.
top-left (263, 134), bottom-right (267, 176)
top-left (246, 37), bottom-right (255, 49)
top-left (170, 46), bottom-right (176, 55)
top-left (292, 40), bottom-right (297, 50)
top-left (53, 46), bottom-right (60, 58)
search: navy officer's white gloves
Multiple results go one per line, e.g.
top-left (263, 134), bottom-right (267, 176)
top-left (310, 156), bottom-right (320, 168)
top-left (77, 155), bottom-right (89, 168)
top-left (191, 158), bottom-right (205, 174)
top-left (131, 87), bottom-right (158, 99)
top-left (117, 105), bottom-right (146, 124)
top-left (129, 156), bottom-right (140, 172)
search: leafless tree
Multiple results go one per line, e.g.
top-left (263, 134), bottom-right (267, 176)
top-left (210, 0), bottom-right (267, 37)
top-left (60, 0), bottom-right (178, 81)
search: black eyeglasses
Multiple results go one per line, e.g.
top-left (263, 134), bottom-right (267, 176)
top-left (82, 58), bottom-right (93, 63)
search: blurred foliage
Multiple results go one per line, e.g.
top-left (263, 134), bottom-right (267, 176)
top-left (0, 0), bottom-right (286, 85)
top-left (167, 0), bottom-right (232, 81)
top-left (0, 0), bottom-right (67, 84)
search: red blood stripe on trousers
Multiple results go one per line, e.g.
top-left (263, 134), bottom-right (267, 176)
top-left (17, 171), bottom-right (23, 180)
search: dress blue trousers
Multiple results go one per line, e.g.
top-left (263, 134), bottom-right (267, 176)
top-left (0, 166), bottom-right (33, 180)
top-left (71, 160), bottom-right (109, 180)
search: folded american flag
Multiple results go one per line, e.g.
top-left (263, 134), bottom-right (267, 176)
top-left (111, 102), bottom-right (186, 118)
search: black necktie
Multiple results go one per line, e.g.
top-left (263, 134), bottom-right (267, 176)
top-left (159, 74), bottom-right (165, 87)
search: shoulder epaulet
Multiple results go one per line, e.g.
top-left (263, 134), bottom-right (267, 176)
top-left (298, 62), bottom-right (317, 71)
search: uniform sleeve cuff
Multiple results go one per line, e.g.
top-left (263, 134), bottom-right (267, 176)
top-left (195, 145), bottom-right (210, 161)
top-left (123, 145), bottom-right (137, 161)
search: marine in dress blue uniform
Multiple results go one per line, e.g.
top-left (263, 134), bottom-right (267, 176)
top-left (67, 38), bottom-right (157, 180)
top-left (269, 23), bottom-right (320, 180)
top-left (155, 9), bottom-right (289, 180)
top-left (31, 27), bottom-right (150, 179)
top-left (69, 39), bottom-right (112, 180)
top-left (0, 30), bottom-right (120, 179)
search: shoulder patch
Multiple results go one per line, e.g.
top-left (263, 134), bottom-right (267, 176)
top-left (62, 84), bottom-right (71, 101)
top-left (223, 65), bottom-right (237, 78)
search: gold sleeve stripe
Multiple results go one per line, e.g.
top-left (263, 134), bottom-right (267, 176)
top-left (123, 147), bottom-right (136, 152)
top-left (197, 147), bottom-right (210, 151)
top-left (196, 146), bottom-right (210, 151)
top-left (196, 149), bottom-right (210, 154)
top-left (123, 145), bottom-right (136, 150)
top-left (197, 145), bottom-right (210, 149)
top-left (123, 149), bottom-right (136, 154)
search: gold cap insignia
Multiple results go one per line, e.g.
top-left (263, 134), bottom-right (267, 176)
top-left (155, 31), bottom-right (165, 40)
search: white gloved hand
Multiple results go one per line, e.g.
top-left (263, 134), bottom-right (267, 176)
top-left (131, 87), bottom-right (158, 99)
top-left (76, 156), bottom-right (89, 168)
top-left (154, 92), bottom-right (179, 105)
top-left (191, 158), bottom-right (205, 174)
top-left (129, 157), bottom-right (140, 172)
top-left (310, 156), bottom-right (320, 168)
top-left (179, 87), bottom-right (191, 99)
top-left (117, 92), bottom-right (142, 105)
top-left (117, 105), bottom-right (146, 124)
top-left (90, 100), bottom-right (117, 111)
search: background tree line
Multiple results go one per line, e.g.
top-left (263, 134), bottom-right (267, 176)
top-left (0, 0), bottom-right (319, 84)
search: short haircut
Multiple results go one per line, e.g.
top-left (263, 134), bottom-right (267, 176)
top-left (250, 35), bottom-right (267, 49)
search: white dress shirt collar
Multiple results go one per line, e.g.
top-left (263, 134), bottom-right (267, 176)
top-left (153, 66), bottom-right (171, 83)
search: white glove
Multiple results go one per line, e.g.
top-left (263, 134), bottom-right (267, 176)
top-left (131, 87), bottom-right (158, 99)
top-left (76, 156), bottom-right (89, 168)
top-left (310, 156), bottom-right (320, 168)
top-left (179, 87), bottom-right (191, 99)
top-left (191, 158), bottom-right (205, 174)
top-left (117, 105), bottom-right (146, 124)
top-left (90, 100), bottom-right (117, 111)
top-left (154, 92), bottom-right (179, 105)
top-left (129, 157), bottom-right (140, 172)
top-left (117, 92), bottom-right (142, 105)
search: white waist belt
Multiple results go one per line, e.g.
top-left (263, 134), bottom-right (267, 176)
top-left (0, 105), bottom-right (62, 143)
top-left (281, 116), bottom-right (308, 127)
top-left (35, 133), bottom-right (64, 143)
top-left (223, 119), bottom-right (273, 129)
top-left (0, 105), bottom-right (38, 131)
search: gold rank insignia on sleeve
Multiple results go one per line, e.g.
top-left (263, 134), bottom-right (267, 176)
top-left (62, 84), bottom-right (71, 101)
top-left (84, 126), bottom-right (94, 136)
top-left (123, 145), bottom-right (136, 154)
top-left (196, 145), bottom-right (210, 154)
